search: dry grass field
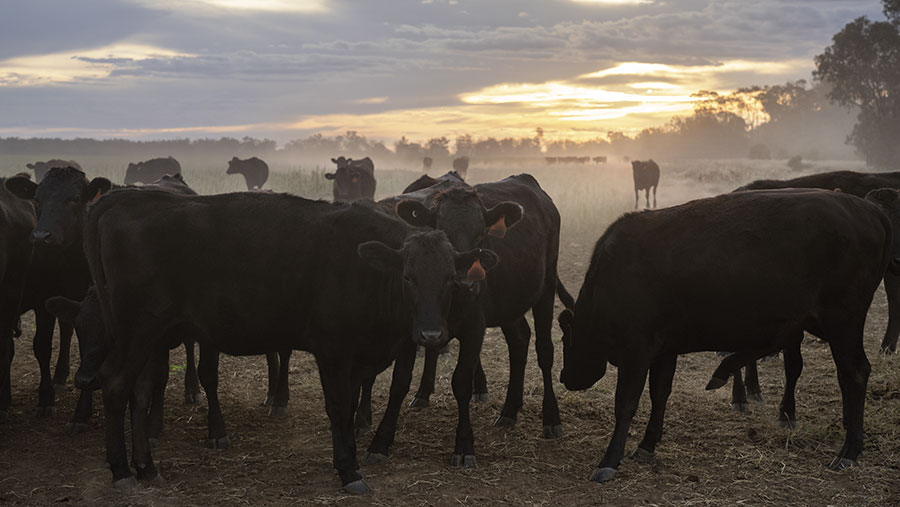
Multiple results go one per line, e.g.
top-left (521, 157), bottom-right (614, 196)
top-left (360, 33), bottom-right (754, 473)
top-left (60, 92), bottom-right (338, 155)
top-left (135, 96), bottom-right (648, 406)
top-left (1, 156), bottom-right (898, 505)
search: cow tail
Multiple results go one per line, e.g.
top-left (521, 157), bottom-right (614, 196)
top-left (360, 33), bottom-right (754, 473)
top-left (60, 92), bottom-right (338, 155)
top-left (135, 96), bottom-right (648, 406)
top-left (556, 276), bottom-right (575, 310)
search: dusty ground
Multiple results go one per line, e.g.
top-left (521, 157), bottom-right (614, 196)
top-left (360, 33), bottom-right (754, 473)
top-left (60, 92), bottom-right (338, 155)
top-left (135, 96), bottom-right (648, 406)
top-left (1, 161), bottom-right (900, 505)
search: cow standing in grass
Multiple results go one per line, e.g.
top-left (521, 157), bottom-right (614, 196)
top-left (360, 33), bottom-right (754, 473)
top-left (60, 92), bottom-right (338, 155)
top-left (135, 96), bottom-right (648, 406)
top-left (327, 156), bottom-right (376, 202)
top-left (226, 157), bottom-right (269, 190)
top-left (632, 159), bottom-right (660, 209)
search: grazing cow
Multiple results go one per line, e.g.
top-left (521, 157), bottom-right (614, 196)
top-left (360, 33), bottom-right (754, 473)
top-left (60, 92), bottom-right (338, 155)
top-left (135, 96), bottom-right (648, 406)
top-left (359, 175), bottom-right (574, 468)
top-left (327, 156), bottom-right (376, 202)
top-left (26, 160), bottom-right (82, 182)
top-left (80, 190), bottom-right (496, 493)
top-left (0, 179), bottom-right (37, 422)
top-left (452, 156), bottom-right (469, 180)
top-left (123, 157), bottom-right (181, 185)
top-left (226, 157), bottom-right (269, 190)
top-left (593, 156), bottom-right (607, 164)
top-left (559, 189), bottom-right (892, 484)
top-left (632, 160), bottom-right (660, 209)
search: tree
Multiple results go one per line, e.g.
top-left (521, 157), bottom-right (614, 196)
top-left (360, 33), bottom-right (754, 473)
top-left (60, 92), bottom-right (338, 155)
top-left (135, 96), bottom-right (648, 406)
top-left (814, 4), bottom-right (900, 167)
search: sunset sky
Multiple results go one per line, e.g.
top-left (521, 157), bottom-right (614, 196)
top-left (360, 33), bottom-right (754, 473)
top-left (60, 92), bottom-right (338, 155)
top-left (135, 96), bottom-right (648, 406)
top-left (0, 0), bottom-right (884, 144)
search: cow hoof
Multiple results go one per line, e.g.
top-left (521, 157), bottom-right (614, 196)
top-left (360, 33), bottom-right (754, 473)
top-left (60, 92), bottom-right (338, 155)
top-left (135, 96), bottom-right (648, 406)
top-left (408, 397), bottom-right (429, 410)
top-left (705, 376), bottom-right (728, 391)
top-left (450, 454), bottom-right (476, 468)
top-left (35, 406), bottom-right (57, 418)
top-left (65, 421), bottom-right (89, 436)
top-left (748, 392), bottom-right (765, 403)
top-left (438, 345), bottom-right (451, 356)
top-left (494, 415), bottom-right (517, 428)
top-left (113, 477), bottom-right (138, 490)
top-left (589, 467), bottom-right (616, 483)
top-left (184, 392), bottom-right (203, 405)
top-left (472, 392), bottom-right (490, 403)
top-left (630, 447), bottom-right (654, 463)
top-left (828, 456), bottom-right (857, 471)
top-left (355, 424), bottom-right (371, 438)
top-left (731, 402), bottom-right (751, 414)
top-left (342, 479), bottom-right (372, 495)
top-left (206, 436), bottom-right (230, 450)
top-left (778, 417), bottom-right (797, 429)
top-left (148, 438), bottom-right (159, 449)
top-left (542, 424), bottom-right (564, 439)
top-left (268, 406), bottom-right (287, 418)
top-left (361, 452), bottom-right (387, 466)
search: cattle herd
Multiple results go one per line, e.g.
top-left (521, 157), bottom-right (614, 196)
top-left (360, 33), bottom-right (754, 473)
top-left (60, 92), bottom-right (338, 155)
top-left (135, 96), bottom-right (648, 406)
top-left (2, 154), bottom-right (900, 496)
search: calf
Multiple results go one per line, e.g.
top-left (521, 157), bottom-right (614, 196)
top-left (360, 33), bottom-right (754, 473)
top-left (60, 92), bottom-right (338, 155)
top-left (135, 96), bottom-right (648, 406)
top-left (559, 189), bottom-right (891, 483)
top-left (326, 156), bottom-right (376, 202)
top-left (632, 159), bottom-right (660, 209)
top-left (81, 190), bottom-right (496, 493)
top-left (226, 157), bottom-right (269, 190)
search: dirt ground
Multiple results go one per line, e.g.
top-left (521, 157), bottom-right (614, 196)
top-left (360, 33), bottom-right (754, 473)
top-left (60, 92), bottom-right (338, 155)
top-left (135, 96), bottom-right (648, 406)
top-left (2, 176), bottom-right (900, 505)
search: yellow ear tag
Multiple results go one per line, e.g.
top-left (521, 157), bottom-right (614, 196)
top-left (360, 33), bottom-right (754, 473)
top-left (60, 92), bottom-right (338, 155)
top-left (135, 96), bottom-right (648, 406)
top-left (92, 188), bottom-right (102, 203)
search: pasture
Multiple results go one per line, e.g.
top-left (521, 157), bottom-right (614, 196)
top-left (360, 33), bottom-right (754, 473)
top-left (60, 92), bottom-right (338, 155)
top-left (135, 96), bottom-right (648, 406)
top-left (0, 156), bottom-right (898, 506)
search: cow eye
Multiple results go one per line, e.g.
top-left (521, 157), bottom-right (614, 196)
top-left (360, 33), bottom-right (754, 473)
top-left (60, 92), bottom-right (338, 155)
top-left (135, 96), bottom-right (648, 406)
top-left (403, 275), bottom-right (414, 286)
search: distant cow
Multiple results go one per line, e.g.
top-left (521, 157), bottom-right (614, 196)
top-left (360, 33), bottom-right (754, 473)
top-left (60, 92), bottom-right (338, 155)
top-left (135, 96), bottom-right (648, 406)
top-left (327, 156), bottom-right (376, 202)
top-left (559, 189), bottom-right (893, 484)
top-left (422, 157), bottom-right (433, 172)
top-left (226, 157), bottom-right (269, 190)
top-left (124, 156), bottom-right (181, 185)
top-left (26, 160), bottom-right (82, 182)
top-left (632, 159), bottom-right (660, 209)
top-left (593, 156), bottom-right (607, 164)
top-left (81, 190), bottom-right (496, 493)
top-left (452, 156), bottom-right (469, 179)
top-left (545, 157), bottom-right (558, 165)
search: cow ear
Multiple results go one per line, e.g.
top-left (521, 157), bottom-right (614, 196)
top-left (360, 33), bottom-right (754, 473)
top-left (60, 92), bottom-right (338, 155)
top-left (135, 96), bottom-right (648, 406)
top-left (396, 200), bottom-right (436, 228)
top-left (483, 201), bottom-right (523, 238)
top-left (866, 188), bottom-right (900, 209)
top-left (324, 172), bottom-right (336, 180)
top-left (5, 176), bottom-right (37, 200)
top-left (84, 178), bottom-right (112, 203)
top-left (45, 296), bottom-right (82, 325)
top-left (456, 248), bottom-right (499, 282)
top-left (26, 163), bottom-right (35, 169)
top-left (358, 241), bottom-right (403, 272)
top-left (330, 158), bottom-right (338, 164)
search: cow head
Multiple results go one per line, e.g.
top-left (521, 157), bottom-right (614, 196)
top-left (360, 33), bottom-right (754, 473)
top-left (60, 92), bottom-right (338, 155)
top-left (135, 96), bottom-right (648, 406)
top-left (867, 188), bottom-right (900, 274)
top-left (359, 230), bottom-right (498, 348)
top-left (46, 289), bottom-right (106, 391)
top-left (326, 158), bottom-right (372, 202)
top-left (123, 162), bottom-right (140, 185)
top-left (226, 157), bottom-right (240, 175)
top-left (396, 187), bottom-right (523, 252)
top-left (558, 307), bottom-right (608, 391)
top-left (5, 167), bottom-right (111, 248)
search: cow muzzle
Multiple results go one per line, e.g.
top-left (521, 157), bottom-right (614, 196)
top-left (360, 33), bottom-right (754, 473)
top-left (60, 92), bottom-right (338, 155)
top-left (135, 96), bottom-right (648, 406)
top-left (30, 230), bottom-right (53, 244)
top-left (418, 329), bottom-right (448, 348)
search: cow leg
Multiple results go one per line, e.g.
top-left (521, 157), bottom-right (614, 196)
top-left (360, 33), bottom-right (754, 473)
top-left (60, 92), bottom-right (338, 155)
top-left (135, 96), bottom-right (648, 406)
top-left (409, 347), bottom-right (437, 409)
top-left (634, 189), bottom-right (639, 210)
top-left (52, 321), bottom-right (74, 388)
top-left (263, 352), bottom-right (279, 406)
top-left (183, 339), bottom-right (202, 404)
top-left (451, 320), bottom-right (486, 467)
top-left (130, 348), bottom-right (167, 481)
top-left (316, 355), bottom-right (369, 494)
top-left (356, 377), bottom-right (374, 438)
top-left (147, 348), bottom-right (170, 447)
top-left (533, 285), bottom-right (562, 438)
top-left (199, 345), bottom-right (228, 450)
top-left (268, 349), bottom-right (291, 417)
top-left (881, 272), bottom-right (900, 353)
top-left (823, 320), bottom-right (869, 470)
top-left (33, 309), bottom-right (57, 417)
top-left (67, 388), bottom-right (93, 435)
top-left (363, 340), bottom-right (416, 465)
top-left (745, 360), bottom-right (763, 402)
top-left (495, 318), bottom-right (530, 428)
top-left (592, 359), bottom-right (649, 483)
top-left (778, 339), bottom-right (803, 428)
top-left (730, 367), bottom-right (749, 413)
top-left (0, 330), bottom-right (13, 422)
top-left (645, 188), bottom-right (650, 208)
top-left (635, 354), bottom-right (677, 457)
top-left (652, 185), bottom-right (657, 208)
top-left (473, 356), bottom-right (488, 403)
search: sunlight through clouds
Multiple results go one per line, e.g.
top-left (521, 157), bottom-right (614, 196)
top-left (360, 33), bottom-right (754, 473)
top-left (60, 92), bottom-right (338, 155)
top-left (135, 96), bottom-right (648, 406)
top-left (130, 0), bottom-right (330, 13)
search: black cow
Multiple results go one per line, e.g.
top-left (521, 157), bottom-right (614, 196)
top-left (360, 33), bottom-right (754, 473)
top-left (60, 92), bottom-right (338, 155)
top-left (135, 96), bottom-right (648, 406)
top-left (0, 179), bottom-right (37, 422)
top-left (124, 157), bottom-right (181, 185)
top-left (80, 190), bottom-right (496, 493)
top-left (326, 156), bottom-right (376, 202)
top-left (226, 157), bottom-right (269, 190)
top-left (559, 189), bottom-right (891, 484)
top-left (399, 171), bottom-right (465, 196)
top-left (632, 160), bottom-right (660, 209)
top-left (422, 157), bottom-right (433, 172)
top-left (26, 160), bottom-right (82, 182)
top-left (452, 157), bottom-right (469, 180)
top-left (359, 175), bottom-right (574, 468)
